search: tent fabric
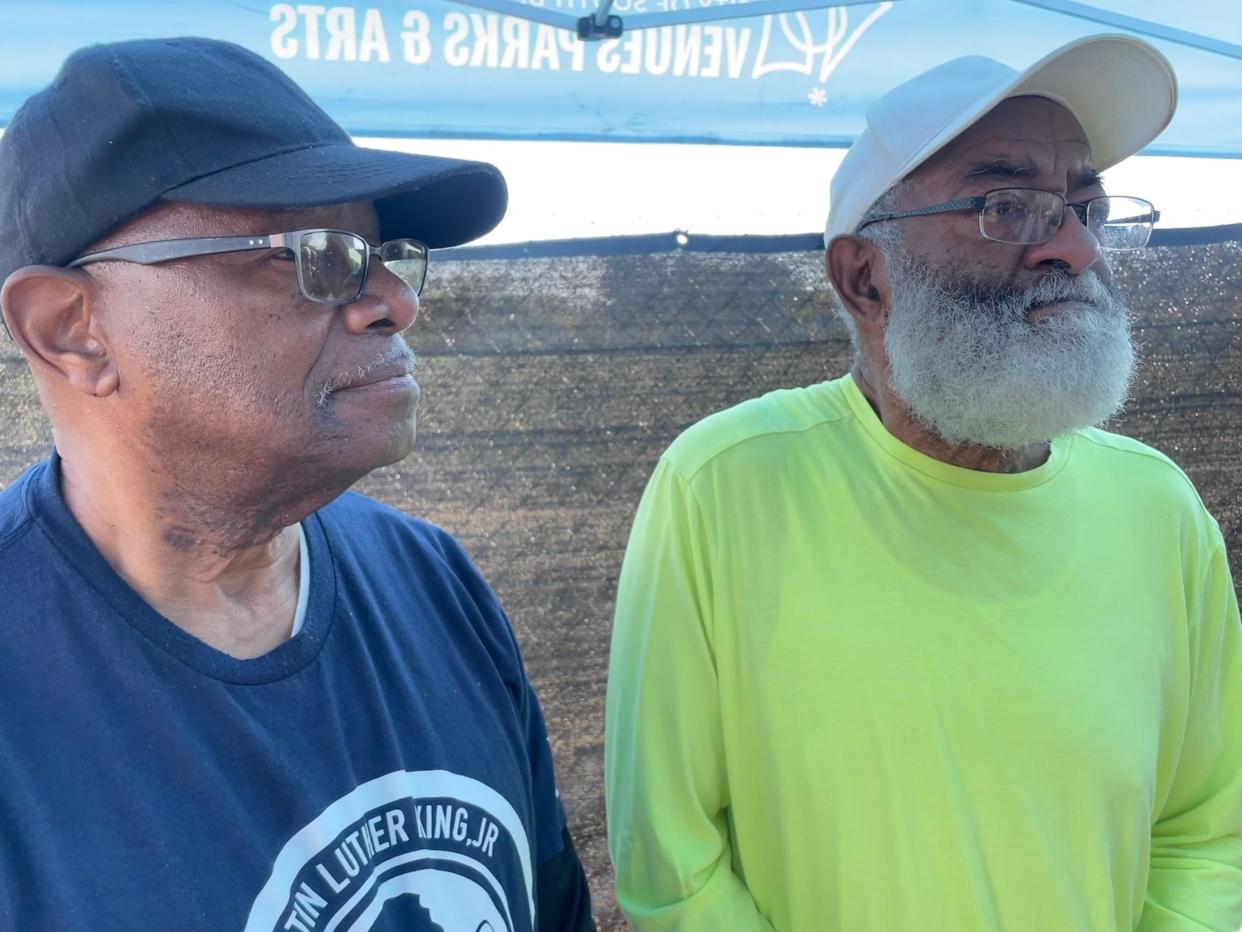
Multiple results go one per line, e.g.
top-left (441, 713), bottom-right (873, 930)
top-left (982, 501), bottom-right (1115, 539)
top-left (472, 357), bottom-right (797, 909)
top-left (1, 240), bottom-right (1238, 928)
top-left (2, 0), bottom-right (1240, 153)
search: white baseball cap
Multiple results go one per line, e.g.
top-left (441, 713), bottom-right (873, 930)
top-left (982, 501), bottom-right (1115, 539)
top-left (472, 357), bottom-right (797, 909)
top-left (824, 34), bottom-right (1177, 244)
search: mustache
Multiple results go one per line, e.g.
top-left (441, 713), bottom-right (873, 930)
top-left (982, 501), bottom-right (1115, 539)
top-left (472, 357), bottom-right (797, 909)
top-left (314, 344), bottom-right (417, 407)
top-left (1016, 270), bottom-right (1120, 311)
top-left (923, 265), bottom-right (1124, 319)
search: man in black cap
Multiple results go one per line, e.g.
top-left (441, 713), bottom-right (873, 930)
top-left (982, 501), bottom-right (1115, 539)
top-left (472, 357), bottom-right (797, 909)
top-left (0, 38), bottom-right (593, 930)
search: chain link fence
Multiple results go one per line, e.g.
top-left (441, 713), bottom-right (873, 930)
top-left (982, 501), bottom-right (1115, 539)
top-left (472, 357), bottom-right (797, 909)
top-left (1, 240), bottom-right (1238, 928)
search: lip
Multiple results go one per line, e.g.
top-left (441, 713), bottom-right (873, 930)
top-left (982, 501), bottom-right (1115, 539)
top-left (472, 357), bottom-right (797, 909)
top-left (334, 362), bottom-right (417, 391)
top-left (342, 373), bottom-right (418, 392)
top-left (334, 374), bottom-right (420, 407)
top-left (1026, 299), bottom-right (1091, 323)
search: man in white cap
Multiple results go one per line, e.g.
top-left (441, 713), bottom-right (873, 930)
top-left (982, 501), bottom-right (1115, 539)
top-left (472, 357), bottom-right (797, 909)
top-left (605, 35), bottom-right (1242, 930)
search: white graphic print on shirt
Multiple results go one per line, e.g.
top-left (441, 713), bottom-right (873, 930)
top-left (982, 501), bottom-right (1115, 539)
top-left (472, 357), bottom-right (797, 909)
top-left (245, 770), bottom-right (534, 932)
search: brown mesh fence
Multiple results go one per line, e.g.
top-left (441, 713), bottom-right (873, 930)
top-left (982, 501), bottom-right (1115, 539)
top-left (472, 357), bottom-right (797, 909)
top-left (1, 240), bottom-right (1238, 928)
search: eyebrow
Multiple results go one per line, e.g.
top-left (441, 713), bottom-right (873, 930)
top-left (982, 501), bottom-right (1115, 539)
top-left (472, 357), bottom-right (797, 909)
top-left (963, 159), bottom-right (1105, 192)
top-left (964, 158), bottom-right (1037, 180)
top-left (1073, 168), bottom-right (1106, 190)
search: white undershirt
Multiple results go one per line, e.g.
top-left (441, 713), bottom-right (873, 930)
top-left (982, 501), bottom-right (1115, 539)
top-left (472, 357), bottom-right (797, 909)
top-left (289, 522), bottom-right (310, 638)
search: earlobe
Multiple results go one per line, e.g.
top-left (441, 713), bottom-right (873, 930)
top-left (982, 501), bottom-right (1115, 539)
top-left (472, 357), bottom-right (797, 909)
top-left (1, 266), bottom-right (119, 398)
top-left (826, 234), bottom-right (887, 329)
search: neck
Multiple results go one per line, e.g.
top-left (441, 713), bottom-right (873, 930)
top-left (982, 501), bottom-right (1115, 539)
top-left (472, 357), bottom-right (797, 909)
top-left (850, 361), bottom-right (1050, 474)
top-left (57, 441), bottom-right (307, 659)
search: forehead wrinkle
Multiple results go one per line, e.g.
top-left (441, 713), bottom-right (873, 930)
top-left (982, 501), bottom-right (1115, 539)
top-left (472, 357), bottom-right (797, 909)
top-left (956, 143), bottom-right (1094, 182)
top-left (913, 97), bottom-right (1091, 184)
top-left (913, 139), bottom-right (1095, 203)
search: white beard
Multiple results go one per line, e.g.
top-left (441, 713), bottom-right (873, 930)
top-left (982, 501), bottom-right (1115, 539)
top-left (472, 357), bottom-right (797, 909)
top-left (880, 249), bottom-right (1137, 450)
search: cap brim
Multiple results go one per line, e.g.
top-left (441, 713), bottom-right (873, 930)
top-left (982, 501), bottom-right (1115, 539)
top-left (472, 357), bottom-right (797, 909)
top-left (1010, 35), bottom-right (1177, 170)
top-left (161, 143), bottom-right (507, 248)
top-left (900, 35), bottom-right (1177, 184)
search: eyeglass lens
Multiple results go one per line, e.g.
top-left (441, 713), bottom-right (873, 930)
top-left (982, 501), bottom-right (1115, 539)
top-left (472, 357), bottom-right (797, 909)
top-left (1087, 198), bottom-right (1155, 250)
top-left (978, 190), bottom-right (1155, 250)
top-left (379, 240), bottom-right (429, 296)
top-left (296, 231), bottom-right (429, 304)
top-left (298, 231), bottom-right (368, 303)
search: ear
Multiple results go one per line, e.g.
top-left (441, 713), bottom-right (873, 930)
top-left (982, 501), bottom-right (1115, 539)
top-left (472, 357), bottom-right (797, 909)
top-left (1, 267), bottom-right (119, 397)
top-left (825, 234), bottom-right (888, 332)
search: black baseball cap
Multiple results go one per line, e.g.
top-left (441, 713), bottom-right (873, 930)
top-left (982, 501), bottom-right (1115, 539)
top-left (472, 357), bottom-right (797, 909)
top-left (0, 37), bottom-right (508, 284)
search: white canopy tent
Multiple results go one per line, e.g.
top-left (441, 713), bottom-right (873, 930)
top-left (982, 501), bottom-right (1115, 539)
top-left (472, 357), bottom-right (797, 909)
top-left (2, 0), bottom-right (1239, 243)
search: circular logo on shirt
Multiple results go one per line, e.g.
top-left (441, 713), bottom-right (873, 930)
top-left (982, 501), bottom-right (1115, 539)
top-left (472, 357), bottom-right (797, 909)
top-left (244, 770), bottom-right (534, 932)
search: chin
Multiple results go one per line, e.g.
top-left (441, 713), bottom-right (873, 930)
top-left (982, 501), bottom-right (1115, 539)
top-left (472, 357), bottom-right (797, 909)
top-left (353, 417), bottom-right (418, 473)
top-left (379, 425), bottom-right (417, 468)
top-left (285, 403), bottom-right (418, 507)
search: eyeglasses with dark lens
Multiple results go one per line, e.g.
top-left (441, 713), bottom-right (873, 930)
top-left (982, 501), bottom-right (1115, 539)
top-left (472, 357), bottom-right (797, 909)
top-left (67, 228), bottom-right (430, 304)
top-left (857, 188), bottom-right (1160, 250)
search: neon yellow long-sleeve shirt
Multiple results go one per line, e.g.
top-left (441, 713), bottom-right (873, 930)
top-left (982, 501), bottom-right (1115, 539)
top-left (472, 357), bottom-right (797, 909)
top-left (606, 374), bottom-right (1242, 931)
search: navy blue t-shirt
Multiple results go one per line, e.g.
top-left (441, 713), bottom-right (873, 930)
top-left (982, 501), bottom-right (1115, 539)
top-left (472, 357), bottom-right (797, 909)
top-left (0, 456), bottom-right (575, 931)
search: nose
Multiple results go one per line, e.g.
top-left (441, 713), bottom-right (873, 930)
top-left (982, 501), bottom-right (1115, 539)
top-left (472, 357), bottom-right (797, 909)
top-left (1022, 205), bottom-right (1105, 277)
top-left (340, 260), bottom-right (419, 336)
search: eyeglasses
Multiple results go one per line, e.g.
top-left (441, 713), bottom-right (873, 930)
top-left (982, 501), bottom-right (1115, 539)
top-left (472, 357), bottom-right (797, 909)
top-left (68, 229), bottom-right (429, 305)
top-left (857, 188), bottom-right (1159, 250)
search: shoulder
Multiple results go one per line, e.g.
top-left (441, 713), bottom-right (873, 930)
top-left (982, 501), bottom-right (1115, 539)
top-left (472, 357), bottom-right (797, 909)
top-left (1074, 428), bottom-right (1206, 505)
top-left (0, 461), bottom-right (45, 562)
top-left (315, 491), bottom-right (521, 657)
top-left (662, 377), bottom-right (854, 484)
top-left (316, 490), bottom-right (470, 568)
top-left (0, 461), bottom-right (76, 644)
top-left (1073, 426), bottom-right (1224, 548)
top-left (318, 488), bottom-right (428, 530)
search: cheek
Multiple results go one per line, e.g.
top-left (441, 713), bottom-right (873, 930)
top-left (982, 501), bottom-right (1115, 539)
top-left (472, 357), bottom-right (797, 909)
top-left (113, 280), bottom-right (325, 422)
top-left (915, 228), bottom-right (1027, 285)
top-left (914, 216), bottom-right (981, 259)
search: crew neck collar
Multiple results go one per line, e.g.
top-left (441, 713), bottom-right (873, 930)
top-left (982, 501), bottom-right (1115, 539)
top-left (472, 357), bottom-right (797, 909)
top-left (841, 373), bottom-right (1072, 492)
top-left (27, 452), bottom-right (338, 684)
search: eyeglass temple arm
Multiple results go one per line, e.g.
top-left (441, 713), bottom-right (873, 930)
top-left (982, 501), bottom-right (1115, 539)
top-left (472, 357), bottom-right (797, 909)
top-left (68, 235), bottom-right (282, 268)
top-left (856, 197), bottom-right (987, 232)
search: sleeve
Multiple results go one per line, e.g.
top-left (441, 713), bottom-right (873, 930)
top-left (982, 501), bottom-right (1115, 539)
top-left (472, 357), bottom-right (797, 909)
top-left (523, 678), bottom-right (595, 931)
top-left (1137, 541), bottom-right (1242, 931)
top-left (536, 824), bottom-right (595, 932)
top-left (433, 525), bottom-right (595, 931)
top-left (605, 458), bottom-right (774, 931)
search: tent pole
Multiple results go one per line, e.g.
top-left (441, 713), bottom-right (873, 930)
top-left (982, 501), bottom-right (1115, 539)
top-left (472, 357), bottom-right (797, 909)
top-left (1010, 0), bottom-right (1242, 61)
top-left (437, 0), bottom-right (580, 28)
top-left (593, 0), bottom-right (617, 29)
